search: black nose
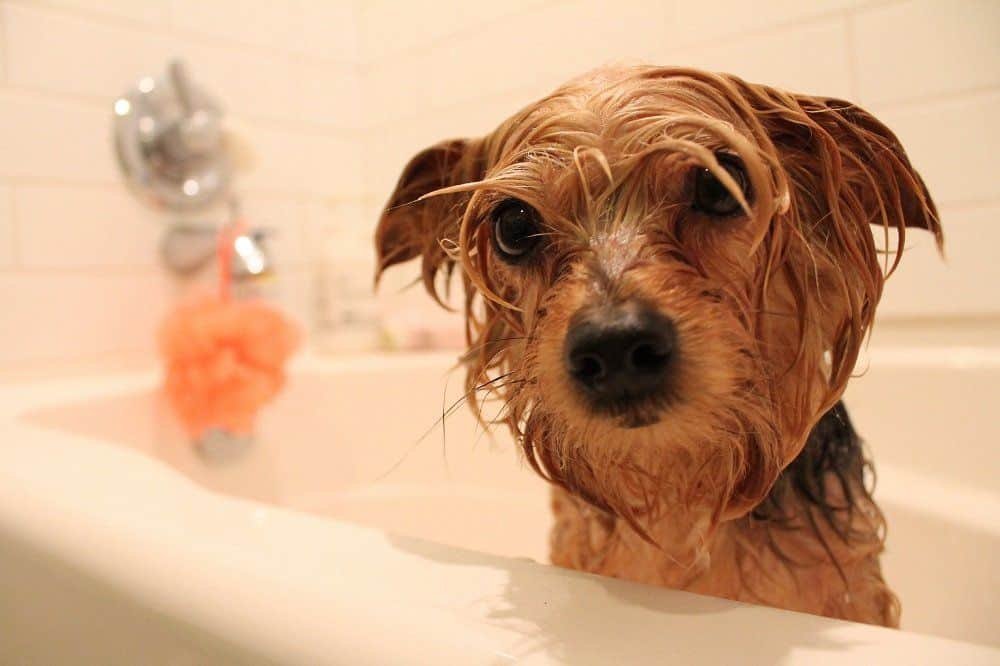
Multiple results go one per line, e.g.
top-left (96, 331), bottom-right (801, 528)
top-left (564, 304), bottom-right (676, 411)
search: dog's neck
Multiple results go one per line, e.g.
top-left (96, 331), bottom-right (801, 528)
top-left (546, 401), bottom-right (898, 625)
top-left (550, 402), bottom-right (877, 590)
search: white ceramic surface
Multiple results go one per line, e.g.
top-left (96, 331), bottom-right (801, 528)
top-left (0, 351), bottom-right (997, 664)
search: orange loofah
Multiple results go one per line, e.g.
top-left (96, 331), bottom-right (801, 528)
top-left (159, 295), bottom-right (300, 436)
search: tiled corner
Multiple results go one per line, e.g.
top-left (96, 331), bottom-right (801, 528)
top-left (853, 0), bottom-right (1000, 106)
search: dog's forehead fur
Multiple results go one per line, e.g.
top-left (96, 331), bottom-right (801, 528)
top-left (474, 67), bottom-right (774, 233)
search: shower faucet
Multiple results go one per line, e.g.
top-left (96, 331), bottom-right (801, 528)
top-left (113, 59), bottom-right (231, 211)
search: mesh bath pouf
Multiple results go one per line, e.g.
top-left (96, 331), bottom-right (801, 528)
top-left (159, 295), bottom-right (300, 437)
top-left (158, 220), bottom-right (300, 438)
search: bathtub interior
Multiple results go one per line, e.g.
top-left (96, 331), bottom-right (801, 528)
top-left (19, 352), bottom-right (1000, 647)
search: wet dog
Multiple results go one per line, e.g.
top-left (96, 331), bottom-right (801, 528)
top-left (374, 66), bottom-right (941, 626)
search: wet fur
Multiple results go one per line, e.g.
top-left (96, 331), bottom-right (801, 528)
top-left (374, 66), bottom-right (941, 627)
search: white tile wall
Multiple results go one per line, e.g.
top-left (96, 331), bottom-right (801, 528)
top-left (236, 119), bottom-right (363, 197)
top-left (0, 271), bottom-right (175, 366)
top-left (1, 0), bottom-right (998, 370)
top-left (672, 0), bottom-right (854, 44)
top-left (296, 0), bottom-right (361, 64)
top-left (26, 0), bottom-right (171, 25)
top-left (169, 0), bottom-right (311, 55)
top-left (0, 185), bottom-right (14, 268)
top-left (880, 203), bottom-right (1000, 317)
top-left (877, 90), bottom-right (1000, 206)
top-left (2, 3), bottom-right (362, 129)
top-left (0, 91), bottom-right (116, 183)
top-left (662, 17), bottom-right (854, 99)
top-left (361, 0), bottom-right (551, 62)
top-left (362, 0), bottom-right (674, 127)
top-left (4, 3), bottom-right (174, 100)
top-left (0, 0), bottom-right (365, 370)
top-left (14, 185), bottom-right (161, 269)
top-left (853, 0), bottom-right (1000, 107)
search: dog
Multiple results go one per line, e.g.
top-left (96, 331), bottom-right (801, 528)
top-left (374, 66), bottom-right (941, 627)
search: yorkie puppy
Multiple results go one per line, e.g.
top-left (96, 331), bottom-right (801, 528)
top-left (374, 66), bottom-right (941, 627)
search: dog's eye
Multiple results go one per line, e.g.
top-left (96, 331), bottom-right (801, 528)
top-left (692, 155), bottom-right (751, 217)
top-left (492, 198), bottom-right (542, 261)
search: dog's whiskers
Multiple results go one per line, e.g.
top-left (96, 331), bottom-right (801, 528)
top-left (373, 371), bottom-right (520, 482)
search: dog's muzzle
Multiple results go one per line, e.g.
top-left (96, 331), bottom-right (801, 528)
top-left (564, 302), bottom-right (676, 415)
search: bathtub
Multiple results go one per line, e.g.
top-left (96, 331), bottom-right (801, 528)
top-left (0, 350), bottom-right (997, 664)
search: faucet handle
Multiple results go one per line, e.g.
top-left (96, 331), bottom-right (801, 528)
top-left (113, 59), bottom-right (231, 211)
top-left (168, 60), bottom-right (222, 156)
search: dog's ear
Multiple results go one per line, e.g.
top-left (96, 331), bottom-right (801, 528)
top-left (729, 89), bottom-right (946, 479)
top-left (804, 96), bottom-right (941, 243)
top-left (374, 138), bottom-right (485, 303)
top-left (761, 94), bottom-right (943, 257)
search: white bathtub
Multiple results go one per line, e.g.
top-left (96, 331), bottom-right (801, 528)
top-left (0, 350), bottom-right (997, 664)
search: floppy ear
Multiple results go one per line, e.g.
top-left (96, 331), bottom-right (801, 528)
top-left (374, 139), bottom-right (485, 303)
top-left (713, 87), bottom-right (946, 483)
top-left (807, 96), bottom-right (941, 244)
top-left (760, 93), bottom-right (943, 268)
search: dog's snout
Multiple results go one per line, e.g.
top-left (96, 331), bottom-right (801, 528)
top-left (564, 304), bottom-right (676, 410)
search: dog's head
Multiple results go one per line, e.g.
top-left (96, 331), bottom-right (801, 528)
top-left (375, 66), bottom-right (941, 550)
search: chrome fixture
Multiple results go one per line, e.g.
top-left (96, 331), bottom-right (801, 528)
top-left (230, 229), bottom-right (273, 280)
top-left (158, 223), bottom-right (217, 275)
top-left (113, 60), bottom-right (231, 211)
top-left (196, 428), bottom-right (254, 462)
top-left (160, 223), bottom-right (274, 279)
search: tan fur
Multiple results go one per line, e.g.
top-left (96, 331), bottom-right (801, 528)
top-left (374, 66), bottom-right (941, 627)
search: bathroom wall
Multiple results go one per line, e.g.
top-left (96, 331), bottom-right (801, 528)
top-left (1, 1), bottom-right (998, 373)
top-left (0, 0), bottom-right (367, 372)
top-left (360, 0), bottom-right (1000, 343)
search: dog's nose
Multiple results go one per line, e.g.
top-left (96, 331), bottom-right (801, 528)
top-left (564, 304), bottom-right (676, 409)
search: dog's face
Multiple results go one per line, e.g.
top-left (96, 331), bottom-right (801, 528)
top-left (375, 67), bottom-right (940, 550)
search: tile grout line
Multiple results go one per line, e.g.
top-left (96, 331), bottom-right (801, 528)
top-left (0, 171), bottom-right (370, 202)
top-left (7, 179), bottom-right (20, 269)
top-left (0, 83), bottom-right (368, 139)
top-left (362, 4), bottom-right (866, 71)
top-left (359, 11), bottom-right (874, 130)
top-left (356, 0), bottom-right (566, 70)
top-left (360, 80), bottom-right (1000, 135)
top-left (870, 84), bottom-right (1000, 114)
